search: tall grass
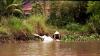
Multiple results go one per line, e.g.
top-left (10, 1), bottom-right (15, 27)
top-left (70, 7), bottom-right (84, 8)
top-left (0, 15), bottom-right (56, 36)
top-left (23, 15), bottom-right (48, 34)
top-left (0, 17), bottom-right (11, 34)
top-left (8, 17), bottom-right (24, 31)
top-left (0, 14), bottom-right (99, 41)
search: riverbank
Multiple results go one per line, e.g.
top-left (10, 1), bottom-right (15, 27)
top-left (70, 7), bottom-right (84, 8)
top-left (0, 30), bottom-right (100, 43)
top-left (0, 15), bottom-right (100, 42)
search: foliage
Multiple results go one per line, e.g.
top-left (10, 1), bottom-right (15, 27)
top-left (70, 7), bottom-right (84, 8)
top-left (62, 34), bottom-right (100, 42)
top-left (8, 16), bottom-right (24, 31)
top-left (47, 1), bottom-right (89, 28)
top-left (66, 23), bottom-right (81, 32)
top-left (0, 1), bottom-right (100, 41)
top-left (26, 15), bottom-right (48, 34)
top-left (64, 21), bottom-right (92, 33)
top-left (87, 1), bottom-right (100, 34)
top-left (0, 0), bottom-right (23, 16)
top-left (0, 14), bottom-right (48, 35)
top-left (47, 1), bottom-right (74, 28)
top-left (73, 1), bottom-right (89, 24)
top-left (0, 25), bottom-right (8, 34)
top-left (32, 2), bottom-right (43, 15)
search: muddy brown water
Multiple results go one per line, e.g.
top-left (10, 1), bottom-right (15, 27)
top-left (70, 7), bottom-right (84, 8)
top-left (0, 41), bottom-right (100, 56)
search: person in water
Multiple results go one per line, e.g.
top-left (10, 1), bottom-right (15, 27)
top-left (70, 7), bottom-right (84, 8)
top-left (40, 33), bottom-right (53, 42)
top-left (53, 31), bottom-right (61, 41)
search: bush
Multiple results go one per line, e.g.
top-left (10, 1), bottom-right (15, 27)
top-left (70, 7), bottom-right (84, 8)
top-left (66, 23), bottom-right (82, 32)
top-left (87, 1), bottom-right (100, 34)
top-left (47, 1), bottom-right (74, 28)
top-left (62, 34), bottom-right (100, 42)
top-left (23, 15), bottom-right (48, 34)
top-left (8, 16), bottom-right (24, 31)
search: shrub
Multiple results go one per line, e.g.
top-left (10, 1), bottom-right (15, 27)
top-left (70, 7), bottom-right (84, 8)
top-left (87, 1), bottom-right (100, 34)
top-left (8, 16), bottom-right (24, 31)
top-left (62, 34), bottom-right (100, 42)
top-left (66, 23), bottom-right (81, 32)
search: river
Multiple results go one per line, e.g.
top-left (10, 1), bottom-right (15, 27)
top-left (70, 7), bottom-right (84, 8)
top-left (0, 41), bottom-right (100, 56)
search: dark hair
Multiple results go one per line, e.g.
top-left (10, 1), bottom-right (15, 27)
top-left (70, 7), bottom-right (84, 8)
top-left (39, 33), bottom-right (44, 36)
top-left (45, 33), bottom-right (49, 36)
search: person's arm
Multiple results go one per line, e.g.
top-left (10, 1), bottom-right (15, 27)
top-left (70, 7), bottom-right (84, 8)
top-left (39, 36), bottom-right (44, 39)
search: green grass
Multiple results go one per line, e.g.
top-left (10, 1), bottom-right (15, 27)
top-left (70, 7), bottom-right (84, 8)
top-left (8, 16), bottom-right (24, 30)
top-left (0, 15), bottom-right (51, 34)
top-left (62, 34), bottom-right (100, 42)
top-left (0, 15), bottom-right (100, 41)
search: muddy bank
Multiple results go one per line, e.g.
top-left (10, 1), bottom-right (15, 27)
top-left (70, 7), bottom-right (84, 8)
top-left (0, 32), bottom-right (42, 43)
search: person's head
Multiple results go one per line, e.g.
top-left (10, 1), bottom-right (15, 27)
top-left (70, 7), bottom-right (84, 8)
top-left (39, 33), bottom-right (44, 36)
top-left (54, 31), bottom-right (60, 35)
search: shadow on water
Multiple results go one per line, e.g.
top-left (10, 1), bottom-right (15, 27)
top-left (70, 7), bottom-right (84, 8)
top-left (0, 41), bottom-right (100, 56)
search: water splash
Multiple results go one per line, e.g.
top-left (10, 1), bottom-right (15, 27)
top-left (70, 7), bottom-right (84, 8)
top-left (41, 35), bottom-right (53, 43)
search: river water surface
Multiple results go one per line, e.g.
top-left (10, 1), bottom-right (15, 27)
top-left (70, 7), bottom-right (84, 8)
top-left (0, 41), bottom-right (100, 56)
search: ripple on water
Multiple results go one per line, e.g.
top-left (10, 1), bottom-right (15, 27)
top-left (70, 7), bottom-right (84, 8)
top-left (0, 41), bottom-right (99, 56)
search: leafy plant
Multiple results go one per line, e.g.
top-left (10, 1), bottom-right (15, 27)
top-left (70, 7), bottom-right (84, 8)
top-left (87, 1), bottom-right (100, 34)
top-left (8, 16), bottom-right (24, 30)
top-left (0, 0), bottom-right (23, 16)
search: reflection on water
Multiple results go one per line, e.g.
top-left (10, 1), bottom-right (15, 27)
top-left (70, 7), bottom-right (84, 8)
top-left (0, 41), bottom-right (100, 56)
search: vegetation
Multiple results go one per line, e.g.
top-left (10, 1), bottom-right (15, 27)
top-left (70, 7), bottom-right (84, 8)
top-left (0, 0), bottom-right (23, 17)
top-left (0, 1), bottom-right (100, 42)
top-left (62, 34), bottom-right (100, 42)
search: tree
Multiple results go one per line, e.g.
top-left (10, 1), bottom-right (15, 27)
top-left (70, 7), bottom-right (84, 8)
top-left (87, 1), bottom-right (100, 34)
top-left (73, 1), bottom-right (89, 24)
top-left (47, 1), bottom-right (75, 28)
top-left (0, 0), bottom-right (23, 16)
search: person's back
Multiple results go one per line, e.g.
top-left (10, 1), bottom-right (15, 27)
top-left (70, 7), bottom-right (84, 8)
top-left (41, 33), bottom-right (53, 43)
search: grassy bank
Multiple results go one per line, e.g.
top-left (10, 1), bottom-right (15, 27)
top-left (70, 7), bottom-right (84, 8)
top-left (61, 33), bottom-right (100, 42)
top-left (0, 15), bottom-right (100, 42)
top-left (0, 15), bottom-right (58, 41)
